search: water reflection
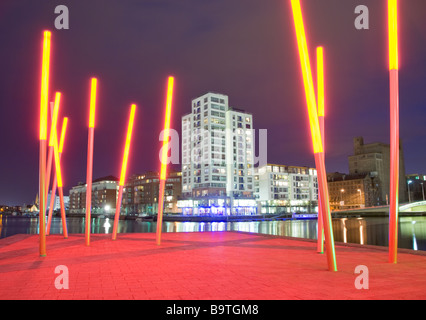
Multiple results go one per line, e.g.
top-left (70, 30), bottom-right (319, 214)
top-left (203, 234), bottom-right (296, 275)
top-left (400, 217), bottom-right (426, 251)
top-left (103, 218), bottom-right (111, 234)
top-left (1, 215), bottom-right (426, 251)
top-left (333, 218), bottom-right (367, 245)
top-left (412, 221), bottom-right (418, 251)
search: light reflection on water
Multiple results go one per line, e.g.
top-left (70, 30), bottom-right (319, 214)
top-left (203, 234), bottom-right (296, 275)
top-left (0, 215), bottom-right (425, 251)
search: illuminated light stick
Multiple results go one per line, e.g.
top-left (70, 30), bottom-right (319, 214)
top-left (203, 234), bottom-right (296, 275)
top-left (290, 0), bottom-right (337, 271)
top-left (44, 103), bottom-right (55, 212)
top-left (388, 0), bottom-right (400, 264)
top-left (156, 76), bottom-right (174, 246)
top-left (316, 46), bottom-right (325, 254)
top-left (49, 93), bottom-right (68, 238)
top-left (38, 30), bottom-right (51, 257)
top-left (45, 96), bottom-right (61, 233)
top-left (47, 117), bottom-right (68, 235)
top-left (112, 104), bottom-right (136, 240)
top-left (85, 78), bottom-right (97, 246)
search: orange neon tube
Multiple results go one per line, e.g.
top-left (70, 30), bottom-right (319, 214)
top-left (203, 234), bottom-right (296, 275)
top-left (51, 94), bottom-right (63, 188)
top-left (40, 31), bottom-right (51, 140)
top-left (49, 92), bottom-right (61, 147)
top-left (119, 104), bottom-right (136, 186)
top-left (290, 0), bottom-right (323, 154)
top-left (316, 46), bottom-right (325, 253)
top-left (59, 117), bottom-right (68, 153)
top-left (388, 0), bottom-right (400, 264)
top-left (388, 0), bottom-right (399, 70)
top-left (160, 76), bottom-right (174, 180)
top-left (47, 117), bottom-right (68, 236)
top-left (53, 133), bottom-right (63, 188)
top-left (317, 47), bottom-right (325, 117)
top-left (291, 0), bottom-right (336, 271)
top-left (38, 30), bottom-right (51, 257)
top-left (89, 78), bottom-right (97, 128)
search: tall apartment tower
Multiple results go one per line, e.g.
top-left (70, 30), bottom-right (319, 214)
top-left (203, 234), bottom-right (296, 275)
top-left (180, 92), bottom-right (256, 215)
top-left (348, 137), bottom-right (407, 205)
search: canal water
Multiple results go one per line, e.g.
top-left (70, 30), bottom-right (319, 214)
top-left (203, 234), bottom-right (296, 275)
top-left (1, 215), bottom-right (425, 251)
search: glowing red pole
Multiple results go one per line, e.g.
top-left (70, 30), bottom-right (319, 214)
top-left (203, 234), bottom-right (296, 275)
top-left (388, 0), bottom-right (400, 264)
top-left (46, 95), bottom-right (60, 233)
top-left (46, 173), bottom-right (57, 235)
top-left (44, 102), bottom-right (54, 212)
top-left (316, 46), bottom-right (325, 254)
top-left (85, 78), bottom-right (97, 246)
top-left (38, 30), bottom-right (51, 257)
top-left (156, 76), bottom-right (174, 246)
top-left (290, 0), bottom-right (337, 271)
top-left (47, 117), bottom-right (68, 235)
top-left (57, 188), bottom-right (68, 238)
top-left (112, 187), bottom-right (123, 239)
top-left (49, 93), bottom-right (68, 238)
top-left (112, 104), bottom-right (136, 240)
top-left (46, 167), bottom-right (57, 235)
top-left (45, 100), bottom-right (60, 218)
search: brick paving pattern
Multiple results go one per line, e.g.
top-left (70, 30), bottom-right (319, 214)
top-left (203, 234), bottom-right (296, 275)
top-left (0, 231), bottom-right (425, 300)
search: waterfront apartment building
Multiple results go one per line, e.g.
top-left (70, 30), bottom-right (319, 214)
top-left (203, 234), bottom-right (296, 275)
top-left (179, 92), bottom-right (256, 215)
top-left (327, 172), bottom-right (381, 210)
top-left (254, 164), bottom-right (318, 214)
top-left (69, 176), bottom-right (118, 215)
top-left (348, 137), bottom-right (407, 205)
top-left (46, 191), bottom-right (69, 211)
top-left (122, 171), bottom-right (182, 215)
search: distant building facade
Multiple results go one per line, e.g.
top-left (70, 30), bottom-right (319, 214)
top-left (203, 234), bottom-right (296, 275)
top-left (327, 172), bottom-right (381, 210)
top-left (69, 176), bottom-right (118, 214)
top-left (122, 171), bottom-right (182, 215)
top-left (0, 205), bottom-right (23, 214)
top-left (47, 191), bottom-right (69, 211)
top-left (348, 137), bottom-right (407, 205)
top-left (254, 164), bottom-right (318, 214)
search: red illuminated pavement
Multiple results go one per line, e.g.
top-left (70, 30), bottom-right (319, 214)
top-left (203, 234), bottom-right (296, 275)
top-left (0, 231), bottom-right (425, 300)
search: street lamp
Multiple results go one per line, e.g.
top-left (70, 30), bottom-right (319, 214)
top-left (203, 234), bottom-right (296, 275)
top-left (407, 180), bottom-right (413, 203)
top-left (421, 183), bottom-right (425, 201)
top-left (340, 189), bottom-right (345, 209)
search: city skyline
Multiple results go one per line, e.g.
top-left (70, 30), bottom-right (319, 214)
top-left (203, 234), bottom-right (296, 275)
top-left (1, 0), bottom-right (426, 205)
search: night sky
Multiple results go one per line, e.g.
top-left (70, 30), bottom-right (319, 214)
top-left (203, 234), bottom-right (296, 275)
top-left (1, 0), bottom-right (425, 206)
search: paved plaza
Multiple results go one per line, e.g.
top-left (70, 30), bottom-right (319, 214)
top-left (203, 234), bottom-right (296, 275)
top-left (0, 231), bottom-right (425, 300)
